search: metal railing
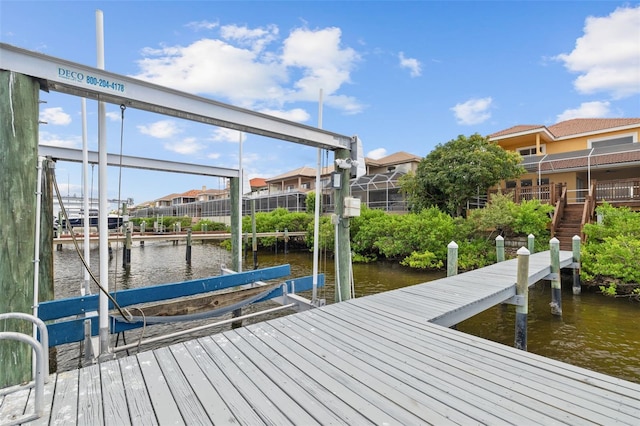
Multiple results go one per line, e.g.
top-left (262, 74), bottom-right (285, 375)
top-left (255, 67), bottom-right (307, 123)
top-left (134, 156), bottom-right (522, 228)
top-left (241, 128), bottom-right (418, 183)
top-left (0, 313), bottom-right (50, 425)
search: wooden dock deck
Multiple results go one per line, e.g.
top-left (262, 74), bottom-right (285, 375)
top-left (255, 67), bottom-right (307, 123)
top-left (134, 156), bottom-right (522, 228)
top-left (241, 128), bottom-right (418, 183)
top-left (2, 251), bottom-right (639, 425)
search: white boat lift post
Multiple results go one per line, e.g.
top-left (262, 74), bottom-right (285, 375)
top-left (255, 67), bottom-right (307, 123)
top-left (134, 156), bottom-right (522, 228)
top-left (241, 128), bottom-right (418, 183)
top-left (1, 40), bottom-right (357, 359)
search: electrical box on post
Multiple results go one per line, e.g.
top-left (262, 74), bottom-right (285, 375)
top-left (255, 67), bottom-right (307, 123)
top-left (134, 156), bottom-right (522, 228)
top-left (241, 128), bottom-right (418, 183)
top-left (343, 197), bottom-right (361, 218)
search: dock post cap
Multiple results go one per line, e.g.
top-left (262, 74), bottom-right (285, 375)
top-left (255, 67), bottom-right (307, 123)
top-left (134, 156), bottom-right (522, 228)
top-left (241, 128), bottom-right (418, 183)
top-left (572, 235), bottom-right (581, 240)
top-left (517, 247), bottom-right (530, 256)
top-left (448, 241), bottom-right (458, 248)
top-left (528, 234), bottom-right (535, 238)
top-left (549, 237), bottom-right (560, 244)
top-left (495, 235), bottom-right (504, 241)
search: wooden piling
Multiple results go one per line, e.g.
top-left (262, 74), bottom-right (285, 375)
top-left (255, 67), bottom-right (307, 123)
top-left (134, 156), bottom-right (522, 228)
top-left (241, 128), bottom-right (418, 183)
top-left (495, 235), bottom-right (505, 262)
top-left (447, 241), bottom-right (458, 276)
top-left (0, 70), bottom-right (40, 387)
top-left (140, 221), bottom-right (145, 248)
top-left (528, 234), bottom-right (535, 254)
top-left (123, 228), bottom-right (132, 268)
top-left (514, 247), bottom-right (530, 351)
top-left (186, 228), bottom-right (192, 265)
top-left (40, 158), bottom-right (56, 372)
top-left (572, 235), bottom-right (581, 295)
top-left (334, 148), bottom-right (354, 302)
top-left (549, 237), bottom-right (562, 316)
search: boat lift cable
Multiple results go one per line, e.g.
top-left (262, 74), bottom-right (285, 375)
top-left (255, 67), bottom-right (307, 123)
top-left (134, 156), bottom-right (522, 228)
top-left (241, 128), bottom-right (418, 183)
top-left (52, 173), bottom-right (133, 323)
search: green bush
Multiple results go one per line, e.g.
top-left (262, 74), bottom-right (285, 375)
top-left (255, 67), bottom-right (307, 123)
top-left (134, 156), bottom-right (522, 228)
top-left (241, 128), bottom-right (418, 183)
top-left (582, 203), bottom-right (640, 287)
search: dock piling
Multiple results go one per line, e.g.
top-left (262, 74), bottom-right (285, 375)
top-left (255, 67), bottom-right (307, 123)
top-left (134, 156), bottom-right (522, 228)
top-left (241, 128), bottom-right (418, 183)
top-left (572, 235), bottom-right (581, 295)
top-left (496, 235), bottom-right (505, 262)
top-left (528, 234), bottom-right (535, 254)
top-left (549, 237), bottom-right (562, 316)
top-left (186, 228), bottom-right (192, 265)
top-left (515, 247), bottom-right (530, 351)
top-left (123, 228), bottom-right (132, 268)
top-left (447, 241), bottom-right (458, 276)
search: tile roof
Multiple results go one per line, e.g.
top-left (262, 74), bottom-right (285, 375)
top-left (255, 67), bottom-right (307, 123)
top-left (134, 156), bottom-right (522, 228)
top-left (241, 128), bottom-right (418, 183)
top-left (366, 151), bottom-right (422, 166)
top-left (489, 118), bottom-right (640, 139)
top-left (250, 177), bottom-right (267, 188)
top-left (265, 165), bottom-right (335, 182)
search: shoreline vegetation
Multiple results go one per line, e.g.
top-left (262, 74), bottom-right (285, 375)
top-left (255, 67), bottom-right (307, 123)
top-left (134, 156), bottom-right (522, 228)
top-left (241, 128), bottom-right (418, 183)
top-left (130, 198), bottom-right (639, 300)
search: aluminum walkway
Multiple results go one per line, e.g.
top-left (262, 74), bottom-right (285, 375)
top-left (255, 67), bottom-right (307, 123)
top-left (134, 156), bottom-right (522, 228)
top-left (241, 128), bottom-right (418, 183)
top-left (2, 251), bottom-right (639, 425)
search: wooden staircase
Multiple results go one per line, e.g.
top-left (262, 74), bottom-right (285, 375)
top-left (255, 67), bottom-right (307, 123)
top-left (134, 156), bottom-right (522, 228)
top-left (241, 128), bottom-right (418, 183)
top-left (553, 203), bottom-right (583, 250)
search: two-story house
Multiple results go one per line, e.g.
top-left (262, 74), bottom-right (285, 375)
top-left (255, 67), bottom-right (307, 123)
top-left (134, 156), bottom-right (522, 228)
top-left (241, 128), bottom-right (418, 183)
top-left (489, 118), bottom-right (640, 247)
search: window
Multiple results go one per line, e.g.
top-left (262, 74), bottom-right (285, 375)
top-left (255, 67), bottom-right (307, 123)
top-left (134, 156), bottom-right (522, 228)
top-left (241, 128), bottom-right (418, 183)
top-left (506, 180), bottom-right (516, 189)
top-left (301, 182), bottom-right (310, 189)
top-left (589, 133), bottom-right (635, 149)
top-left (537, 178), bottom-right (549, 185)
top-left (517, 145), bottom-right (545, 156)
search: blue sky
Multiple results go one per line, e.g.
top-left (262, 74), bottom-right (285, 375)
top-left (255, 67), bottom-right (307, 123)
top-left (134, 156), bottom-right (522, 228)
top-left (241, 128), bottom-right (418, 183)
top-left (1, 1), bottom-right (639, 206)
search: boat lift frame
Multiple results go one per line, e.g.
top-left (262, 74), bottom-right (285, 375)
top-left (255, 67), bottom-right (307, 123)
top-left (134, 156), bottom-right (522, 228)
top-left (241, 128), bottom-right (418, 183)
top-left (1, 42), bottom-right (355, 359)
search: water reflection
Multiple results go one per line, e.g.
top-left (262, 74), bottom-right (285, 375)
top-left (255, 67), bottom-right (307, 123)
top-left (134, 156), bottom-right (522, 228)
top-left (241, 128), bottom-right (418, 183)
top-left (52, 241), bottom-right (639, 383)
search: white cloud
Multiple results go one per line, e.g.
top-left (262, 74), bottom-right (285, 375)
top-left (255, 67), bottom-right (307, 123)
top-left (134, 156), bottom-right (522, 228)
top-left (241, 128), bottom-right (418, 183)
top-left (106, 111), bottom-right (121, 121)
top-left (367, 148), bottom-right (387, 159)
top-left (138, 120), bottom-right (181, 138)
top-left (186, 20), bottom-right (219, 31)
top-left (133, 25), bottom-right (363, 115)
top-left (40, 107), bottom-right (71, 125)
top-left (207, 152), bottom-right (221, 160)
top-left (555, 5), bottom-right (640, 99)
top-left (281, 27), bottom-right (362, 110)
top-left (398, 52), bottom-right (422, 77)
top-left (450, 97), bottom-right (493, 125)
top-left (163, 137), bottom-right (204, 155)
top-left (259, 108), bottom-right (310, 123)
top-left (220, 24), bottom-right (279, 53)
top-left (39, 131), bottom-right (79, 148)
top-left (210, 128), bottom-right (246, 143)
top-left (556, 101), bottom-right (611, 122)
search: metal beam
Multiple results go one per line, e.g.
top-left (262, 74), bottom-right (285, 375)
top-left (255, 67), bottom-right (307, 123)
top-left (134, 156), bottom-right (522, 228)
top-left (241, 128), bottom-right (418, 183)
top-left (38, 145), bottom-right (238, 178)
top-left (1, 43), bottom-right (352, 151)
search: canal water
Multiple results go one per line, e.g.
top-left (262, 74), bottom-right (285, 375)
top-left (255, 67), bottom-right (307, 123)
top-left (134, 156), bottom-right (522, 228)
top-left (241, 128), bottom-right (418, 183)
top-left (52, 240), bottom-right (640, 383)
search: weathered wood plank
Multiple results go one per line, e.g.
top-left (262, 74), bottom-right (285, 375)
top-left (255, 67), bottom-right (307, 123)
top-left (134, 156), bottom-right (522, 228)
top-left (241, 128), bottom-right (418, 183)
top-left (118, 356), bottom-right (158, 426)
top-left (212, 330), bottom-right (325, 424)
top-left (0, 386), bottom-right (29, 424)
top-left (167, 343), bottom-right (236, 425)
top-left (49, 369), bottom-right (79, 425)
top-left (198, 335), bottom-right (294, 424)
top-left (182, 339), bottom-right (263, 425)
top-left (275, 314), bottom-right (500, 425)
top-left (136, 350), bottom-right (185, 425)
top-left (23, 373), bottom-right (56, 426)
top-left (245, 321), bottom-right (423, 424)
top-left (233, 326), bottom-right (372, 425)
top-left (77, 363), bottom-right (103, 426)
top-left (316, 306), bottom-right (583, 425)
top-left (333, 303), bottom-right (640, 423)
top-left (153, 346), bottom-right (211, 424)
top-left (99, 359), bottom-right (131, 426)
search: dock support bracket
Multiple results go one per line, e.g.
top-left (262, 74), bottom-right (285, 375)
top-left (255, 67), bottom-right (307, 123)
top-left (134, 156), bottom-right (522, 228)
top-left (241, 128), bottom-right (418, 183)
top-left (503, 294), bottom-right (525, 307)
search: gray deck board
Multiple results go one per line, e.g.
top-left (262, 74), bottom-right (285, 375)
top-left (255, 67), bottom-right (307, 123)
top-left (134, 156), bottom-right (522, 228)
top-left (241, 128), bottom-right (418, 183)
top-left (166, 343), bottom-right (235, 425)
top-left (324, 305), bottom-right (608, 425)
top-left (99, 359), bottom-right (131, 426)
top-left (77, 364), bottom-right (103, 426)
top-left (181, 339), bottom-right (264, 425)
top-left (2, 249), bottom-right (639, 425)
top-left (136, 350), bottom-right (185, 426)
top-left (49, 369), bottom-right (79, 425)
top-left (118, 356), bottom-right (158, 426)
